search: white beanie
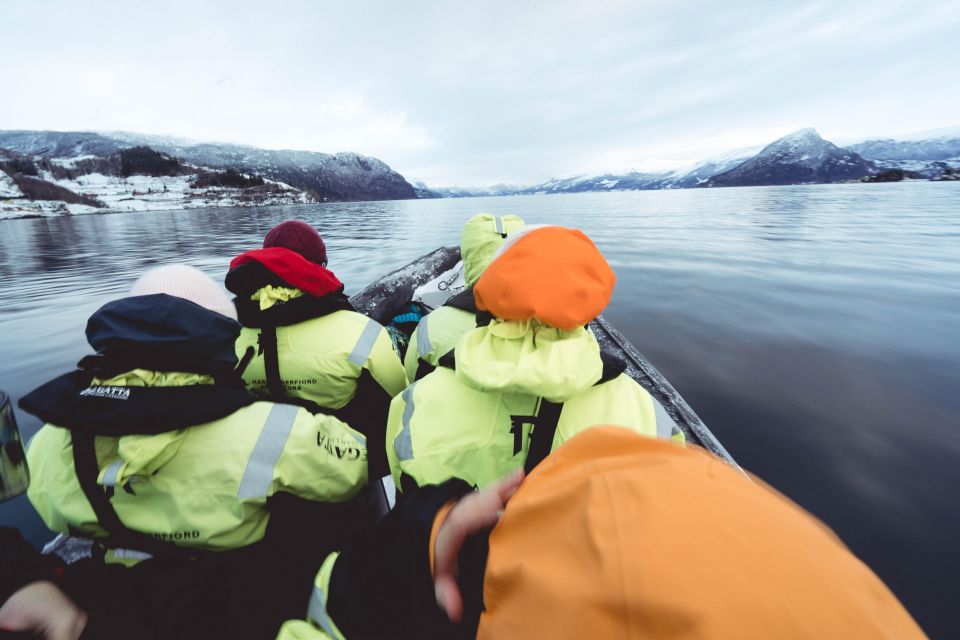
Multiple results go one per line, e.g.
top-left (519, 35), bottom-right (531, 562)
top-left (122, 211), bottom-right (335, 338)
top-left (131, 264), bottom-right (237, 320)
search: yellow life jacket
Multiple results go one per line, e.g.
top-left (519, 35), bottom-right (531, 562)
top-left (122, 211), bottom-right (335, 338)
top-left (237, 302), bottom-right (407, 414)
top-left (403, 301), bottom-right (477, 382)
top-left (25, 370), bottom-right (368, 556)
top-left (387, 320), bottom-right (684, 493)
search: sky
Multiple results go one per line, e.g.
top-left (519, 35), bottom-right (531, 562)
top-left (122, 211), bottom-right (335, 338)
top-left (1, 0), bottom-right (958, 187)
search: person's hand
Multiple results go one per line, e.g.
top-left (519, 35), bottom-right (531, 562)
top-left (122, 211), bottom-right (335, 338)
top-left (433, 469), bottom-right (524, 623)
top-left (0, 581), bottom-right (87, 640)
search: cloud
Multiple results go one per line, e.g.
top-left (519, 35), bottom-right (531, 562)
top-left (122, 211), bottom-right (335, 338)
top-left (1, 0), bottom-right (958, 186)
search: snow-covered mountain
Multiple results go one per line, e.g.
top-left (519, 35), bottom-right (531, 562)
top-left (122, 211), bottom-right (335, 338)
top-left (705, 128), bottom-right (875, 187)
top-left (0, 130), bottom-right (417, 207)
top-left (0, 143), bottom-right (316, 219)
top-left (428, 127), bottom-right (959, 197)
top-left (848, 137), bottom-right (960, 162)
top-left (436, 145), bottom-right (763, 196)
top-left (0, 170), bottom-right (23, 199)
top-left (652, 146), bottom-right (761, 189)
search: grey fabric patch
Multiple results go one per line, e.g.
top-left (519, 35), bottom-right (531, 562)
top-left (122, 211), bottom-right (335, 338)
top-left (348, 319), bottom-right (382, 366)
top-left (653, 399), bottom-right (680, 439)
top-left (100, 460), bottom-right (124, 487)
top-left (307, 585), bottom-right (337, 637)
top-left (394, 383), bottom-right (418, 461)
top-left (237, 403), bottom-right (299, 499)
top-left (416, 316), bottom-right (433, 358)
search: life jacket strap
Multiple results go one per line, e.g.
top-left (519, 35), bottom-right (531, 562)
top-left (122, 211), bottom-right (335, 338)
top-left (261, 324), bottom-right (285, 400)
top-left (71, 430), bottom-right (194, 558)
top-left (414, 358), bottom-right (436, 382)
top-left (524, 399), bottom-right (563, 474)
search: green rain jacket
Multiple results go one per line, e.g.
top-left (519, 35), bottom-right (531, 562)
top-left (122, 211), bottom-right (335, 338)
top-left (25, 369), bottom-right (368, 555)
top-left (388, 319), bottom-right (684, 493)
top-left (404, 213), bottom-right (524, 382)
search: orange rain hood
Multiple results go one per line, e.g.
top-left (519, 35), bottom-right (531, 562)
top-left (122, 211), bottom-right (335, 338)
top-left (477, 427), bottom-right (924, 639)
top-left (473, 227), bottom-right (616, 330)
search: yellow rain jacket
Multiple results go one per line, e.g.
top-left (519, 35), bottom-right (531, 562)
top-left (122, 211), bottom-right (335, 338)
top-left (404, 214), bottom-right (524, 382)
top-left (388, 319), bottom-right (683, 493)
top-left (25, 369), bottom-right (368, 554)
top-left (236, 304), bottom-right (407, 413)
top-left (227, 247), bottom-right (407, 477)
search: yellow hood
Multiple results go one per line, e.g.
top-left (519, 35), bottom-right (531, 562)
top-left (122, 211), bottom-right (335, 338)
top-left (454, 319), bottom-right (603, 402)
top-left (460, 213), bottom-right (525, 286)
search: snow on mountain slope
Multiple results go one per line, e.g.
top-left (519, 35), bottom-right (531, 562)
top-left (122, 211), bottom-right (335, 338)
top-left (0, 170), bottom-right (23, 198)
top-left (41, 169), bottom-right (314, 213)
top-left (848, 137), bottom-right (960, 162)
top-left (653, 146), bottom-right (762, 189)
top-left (0, 130), bottom-right (417, 203)
top-left (706, 128), bottom-right (874, 187)
top-left (102, 133), bottom-right (416, 201)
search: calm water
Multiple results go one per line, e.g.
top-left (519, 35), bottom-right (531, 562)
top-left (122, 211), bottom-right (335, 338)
top-left (1, 183), bottom-right (958, 636)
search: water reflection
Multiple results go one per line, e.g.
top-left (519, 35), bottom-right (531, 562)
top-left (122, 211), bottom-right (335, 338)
top-left (0, 183), bottom-right (958, 636)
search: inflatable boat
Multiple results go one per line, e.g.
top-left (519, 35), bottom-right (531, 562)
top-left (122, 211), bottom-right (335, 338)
top-left (351, 246), bottom-right (738, 467)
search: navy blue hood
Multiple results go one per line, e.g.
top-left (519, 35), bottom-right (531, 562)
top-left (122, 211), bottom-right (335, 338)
top-left (19, 295), bottom-right (255, 434)
top-left (83, 294), bottom-right (241, 376)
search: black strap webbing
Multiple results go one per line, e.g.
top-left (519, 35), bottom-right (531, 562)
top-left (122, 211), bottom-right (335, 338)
top-left (414, 358), bottom-right (436, 382)
top-left (261, 324), bottom-right (284, 400)
top-left (71, 431), bottom-right (190, 557)
top-left (475, 311), bottom-right (494, 327)
top-left (524, 399), bottom-right (563, 474)
top-left (236, 346), bottom-right (255, 377)
top-left (436, 351), bottom-right (456, 370)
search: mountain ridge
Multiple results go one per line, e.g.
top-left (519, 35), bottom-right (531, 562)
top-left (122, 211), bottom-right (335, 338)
top-left (431, 127), bottom-right (960, 196)
top-left (0, 129), bottom-right (417, 204)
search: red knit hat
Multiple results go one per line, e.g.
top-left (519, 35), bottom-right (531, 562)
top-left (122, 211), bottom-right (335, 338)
top-left (263, 220), bottom-right (327, 265)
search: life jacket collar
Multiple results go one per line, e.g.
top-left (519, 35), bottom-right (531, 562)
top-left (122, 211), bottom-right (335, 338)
top-left (454, 319), bottom-right (605, 402)
top-left (227, 247), bottom-right (343, 298)
top-left (84, 294), bottom-right (242, 382)
top-left (226, 248), bottom-right (353, 327)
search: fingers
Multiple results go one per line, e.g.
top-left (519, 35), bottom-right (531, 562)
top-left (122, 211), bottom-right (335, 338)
top-left (493, 468), bottom-right (524, 503)
top-left (434, 574), bottom-right (464, 623)
top-left (433, 468), bottom-right (525, 622)
top-left (47, 609), bottom-right (88, 640)
top-left (0, 582), bottom-right (87, 640)
top-left (451, 469), bottom-right (525, 535)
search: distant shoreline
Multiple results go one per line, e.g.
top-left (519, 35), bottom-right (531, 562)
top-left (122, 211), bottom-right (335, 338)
top-left (5, 179), bottom-right (958, 222)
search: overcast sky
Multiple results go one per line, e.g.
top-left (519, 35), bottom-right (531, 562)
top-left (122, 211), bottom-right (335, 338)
top-left (1, 1), bottom-right (958, 186)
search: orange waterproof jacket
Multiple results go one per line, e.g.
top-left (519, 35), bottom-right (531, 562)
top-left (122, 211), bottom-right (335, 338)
top-left (474, 427), bottom-right (925, 639)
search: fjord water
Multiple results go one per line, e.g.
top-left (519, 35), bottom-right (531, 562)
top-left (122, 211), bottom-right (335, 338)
top-left (1, 183), bottom-right (958, 635)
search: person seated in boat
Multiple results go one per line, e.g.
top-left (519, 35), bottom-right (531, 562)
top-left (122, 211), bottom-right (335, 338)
top-left (275, 427), bottom-right (924, 640)
top-left (404, 213), bottom-right (525, 382)
top-left (18, 265), bottom-right (370, 637)
top-left (386, 226), bottom-right (685, 496)
top-left (225, 220), bottom-right (408, 478)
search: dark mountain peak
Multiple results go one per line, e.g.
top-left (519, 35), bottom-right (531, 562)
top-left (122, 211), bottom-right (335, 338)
top-left (776, 127), bottom-right (821, 142)
top-left (706, 128), bottom-right (874, 187)
top-left (758, 128), bottom-right (832, 156)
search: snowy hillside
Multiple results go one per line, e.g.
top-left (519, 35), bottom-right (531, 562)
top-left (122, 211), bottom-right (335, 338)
top-left (0, 145), bottom-right (317, 220)
top-left (82, 132), bottom-right (416, 202)
top-left (848, 129), bottom-right (960, 180)
top-left (0, 171), bottom-right (23, 198)
top-left (653, 146), bottom-right (761, 189)
top-left (706, 129), bottom-right (875, 187)
top-left (0, 129), bottom-right (417, 213)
